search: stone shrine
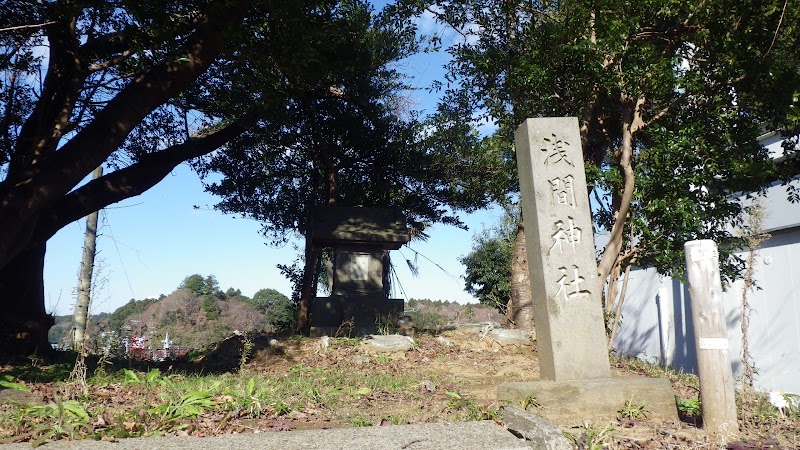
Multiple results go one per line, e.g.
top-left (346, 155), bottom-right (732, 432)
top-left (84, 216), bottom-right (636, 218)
top-left (309, 206), bottom-right (411, 337)
top-left (498, 118), bottom-right (678, 423)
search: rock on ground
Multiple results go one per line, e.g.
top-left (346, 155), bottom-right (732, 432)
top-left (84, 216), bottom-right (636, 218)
top-left (361, 334), bottom-right (415, 352)
top-left (501, 405), bottom-right (572, 450)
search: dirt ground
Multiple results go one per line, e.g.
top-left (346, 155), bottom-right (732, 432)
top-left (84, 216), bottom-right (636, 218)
top-left (1, 330), bottom-right (798, 449)
top-left (199, 329), bottom-right (800, 449)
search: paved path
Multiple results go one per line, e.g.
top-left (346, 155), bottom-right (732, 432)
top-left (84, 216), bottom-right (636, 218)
top-left (1, 421), bottom-right (531, 449)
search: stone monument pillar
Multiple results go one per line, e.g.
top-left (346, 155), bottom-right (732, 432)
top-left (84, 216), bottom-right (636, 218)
top-left (514, 117), bottom-right (611, 381)
top-left (498, 118), bottom-right (678, 424)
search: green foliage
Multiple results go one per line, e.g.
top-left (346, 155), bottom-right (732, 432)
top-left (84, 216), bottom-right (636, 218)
top-left (785, 393), bottom-right (800, 420)
top-left (1, 0), bottom-right (294, 355)
top-left (443, 391), bottom-right (500, 421)
top-left (212, 323), bottom-right (232, 341)
top-left (2, 362), bottom-right (72, 384)
top-left (263, 294), bottom-right (296, 334)
top-left (565, 422), bottom-right (616, 450)
top-left (403, 309), bottom-right (445, 332)
top-left (459, 225), bottom-right (514, 311)
top-left (350, 416), bottom-right (372, 427)
top-left (150, 391), bottom-right (215, 422)
top-left (0, 375), bottom-right (28, 392)
top-left (250, 289), bottom-right (289, 312)
top-left (107, 298), bottom-right (159, 331)
top-left (426, 0), bottom-right (800, 284)
top-left (200, 297), bottom-right (221, 320)
top-left (618, 397), bottom-right (649, 420)
top-left (194, 1), bottom-right (492, 301)
top-left (22, 399), bottom-right (92, 447)
top-left (180, 274), bottom-right (223, 298)
top-left (239, 335), bottom-right (254, 372)
top-left (123, 369), bottom-right (166, 387)
top-left (459, 205), bottom-right (518, 310)
top-left (224, 287), bottom-right (248, 301)
top-left (676, 397), bottom-right (702, 419)
top-left (371, 354), bottom-right (393, 364)
top-left (180, 274), bottom-right (206, 295)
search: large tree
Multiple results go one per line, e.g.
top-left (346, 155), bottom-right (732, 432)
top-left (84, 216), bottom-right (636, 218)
top-left (412, 0), bottom-right (800, 330)
top-left (0, 0), bottom-right (362, 354)
top-left (196, 1), bottom-right (492, 332)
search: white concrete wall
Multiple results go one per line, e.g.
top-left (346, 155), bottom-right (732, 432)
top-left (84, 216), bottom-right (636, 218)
top-left (613, 227), bottom-right (800, 395)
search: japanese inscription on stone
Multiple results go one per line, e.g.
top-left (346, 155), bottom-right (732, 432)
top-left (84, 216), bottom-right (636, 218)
top-left (540, 132), bottom-right (590, 299)
top-left (550, 175), bottom-right (576, 208)
top-left (515, 117), bottom-right (612, 381)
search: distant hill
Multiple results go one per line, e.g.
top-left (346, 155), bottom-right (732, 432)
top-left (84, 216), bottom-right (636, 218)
top-left (51, 289), bottom-right (291, 352)
top-left (404, 298), bottom-right (503, 330)
top-left (127, 289), bottom-right (268, 348)
top-left (51, 291), bottom-right (502, 353)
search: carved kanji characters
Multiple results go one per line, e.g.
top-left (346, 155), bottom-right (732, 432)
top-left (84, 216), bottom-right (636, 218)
top-left (550, 217), bottom-right (582, 254)
top-left (541, 133), bottom-right (574, 166)
top-left (555, 265), bottom-right (590, 301)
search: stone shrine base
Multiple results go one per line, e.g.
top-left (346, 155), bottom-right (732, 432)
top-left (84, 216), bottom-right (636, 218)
top-left (498, 376), bottom-right (679, 425)
top-left (309, 295), bottom-right (403, 337)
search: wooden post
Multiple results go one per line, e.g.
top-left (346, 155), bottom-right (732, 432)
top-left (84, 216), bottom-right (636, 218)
top-left (684, 239), bottom-right (739, 438)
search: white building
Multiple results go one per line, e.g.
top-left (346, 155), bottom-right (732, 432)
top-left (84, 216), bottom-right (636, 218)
top-left (613, 133), bottom-right (800, 395)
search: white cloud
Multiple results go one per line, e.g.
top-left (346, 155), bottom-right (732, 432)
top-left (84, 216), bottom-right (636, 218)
top-left (462, 22), bottom-right (483, 46)
top-left (415, 6), bottom-right (443, 35)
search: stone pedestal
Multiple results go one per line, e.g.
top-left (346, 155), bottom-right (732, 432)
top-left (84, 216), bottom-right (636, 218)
top-left (309, 295), bottom-right (403, 337)
top-left (498, 377), bottom-right (679, 424)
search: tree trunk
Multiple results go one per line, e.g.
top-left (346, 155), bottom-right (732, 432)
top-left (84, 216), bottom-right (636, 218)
top-left (294, 231), bottom-right (320, 335)
top-left (73, 166), bottom-right (103, 350)
top-left (0, 241), bottom-right (54, 359)
top-left (597, 96), bottom-right (640, 289)
top-left (507, 214), bottom-right (534, 330)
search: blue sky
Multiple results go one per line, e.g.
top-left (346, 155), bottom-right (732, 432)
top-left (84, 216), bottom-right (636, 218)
top-left (43, 5), bottom-right (503, 316)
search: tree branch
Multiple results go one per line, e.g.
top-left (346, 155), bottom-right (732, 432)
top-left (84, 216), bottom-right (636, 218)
top-left (639, 93), bottom-right (686, 132)
top-left (765, 0), bottom-right (788, 57)
top-left (88, 49), bottom-right (133, 72)
top-left (34, 118), bottom-right (252, 241)
top-left (3, 0), bottom-right (251, 216)
top-left (0, 22), bottom-right (56, 33)
top-left (597, 95), bottom-right (638, 289)
top-left (79, 25), bottom-right (141, 64)
top-left (8, 14), bottom-right (84, 179)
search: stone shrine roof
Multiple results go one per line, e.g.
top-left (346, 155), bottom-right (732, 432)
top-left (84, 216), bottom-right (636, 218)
top-left (312, 206), bottom-right (411, 249)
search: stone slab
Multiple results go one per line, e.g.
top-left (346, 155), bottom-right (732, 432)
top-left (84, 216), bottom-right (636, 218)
top-left (498, 376), bottom-right (679, 425)
top-left (333, 249), bottom-right (387, 295)
top-left (515, 118), bottom-right (611, 381)
top-left (0, 421), bottom-right (530, 450)
top-left (362, 334), bottom-right (416, 352)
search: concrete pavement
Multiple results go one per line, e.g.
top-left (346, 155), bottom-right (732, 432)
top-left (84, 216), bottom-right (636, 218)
top-left (1, 421), bottom-right (533, 449)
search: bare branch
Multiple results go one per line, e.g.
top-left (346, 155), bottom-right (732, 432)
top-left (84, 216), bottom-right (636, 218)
top-left (88, 49), bottom-right (133, 72)
top-left (0, 22), bottom-right (56, 33)
top-left (765, 0), bottom-right (788, 57)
